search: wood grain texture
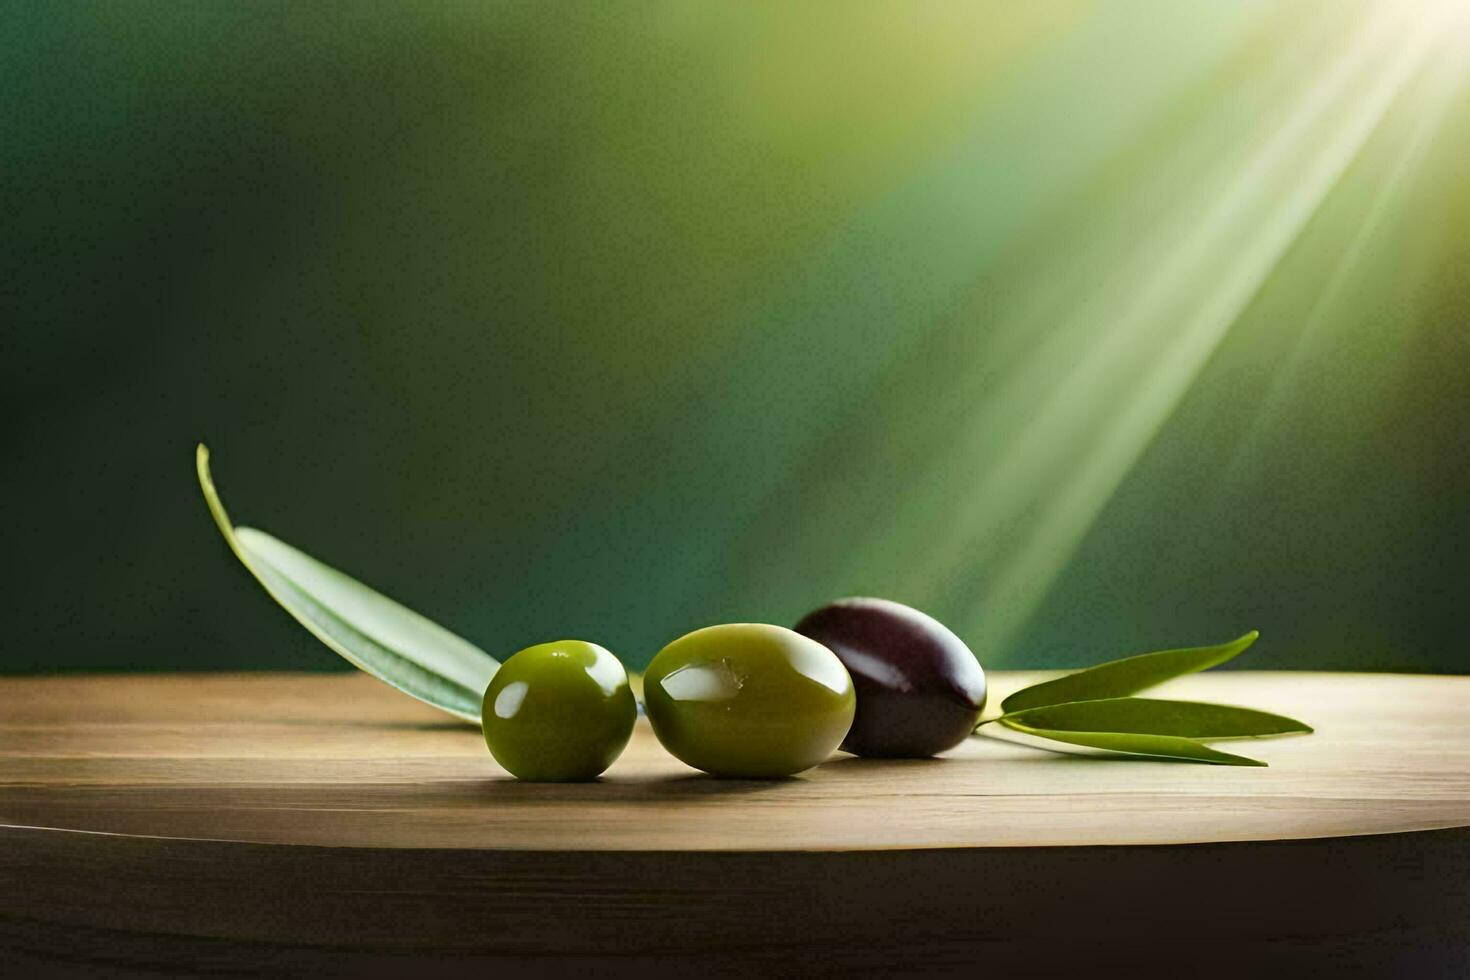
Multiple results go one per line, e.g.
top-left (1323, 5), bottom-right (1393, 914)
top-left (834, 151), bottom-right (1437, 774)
top-left (2, 671), bottom-right (1468, 975)
top-left (3, 671), bottom-right (1467, 850)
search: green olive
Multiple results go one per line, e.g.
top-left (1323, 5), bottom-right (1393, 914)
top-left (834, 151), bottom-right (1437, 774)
top-left (481, 640), bottom-right (636, 781)
top-left (643, 623), bottom-right (856, 778)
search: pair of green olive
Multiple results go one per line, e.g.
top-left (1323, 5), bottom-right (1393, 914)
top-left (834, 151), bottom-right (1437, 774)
top-left (481, 623), bottom-right (857, 781)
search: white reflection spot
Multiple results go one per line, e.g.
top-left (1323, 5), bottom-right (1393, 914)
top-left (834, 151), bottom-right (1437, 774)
top-left (659, 660), bottom-right (743, 702)
top-left (494, 681), bottom-right (529, 719)
top-left (583, 650), bottom-right (625, 696)
top-left (787, 642), bottom-right (852, 695)
top-left (832, 647), bottom-right (909, 692)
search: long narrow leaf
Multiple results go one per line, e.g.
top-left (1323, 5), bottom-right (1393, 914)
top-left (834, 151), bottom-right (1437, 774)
top-left (1001, 697), bottom-right (1311, 739)
top-left (1000, 721), bottom-right (1266, 766)
top-left (1001, 631), bottom-right (1259, 713)
top-left (196, 444), bottom-right (496, 722)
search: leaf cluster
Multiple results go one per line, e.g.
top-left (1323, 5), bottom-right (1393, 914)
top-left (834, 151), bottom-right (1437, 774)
top-left (979, 633), bottom-right (1312, 765)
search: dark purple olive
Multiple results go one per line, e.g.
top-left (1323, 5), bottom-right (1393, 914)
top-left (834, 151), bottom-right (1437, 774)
top-left (793, 597), bottom-right (986, 758)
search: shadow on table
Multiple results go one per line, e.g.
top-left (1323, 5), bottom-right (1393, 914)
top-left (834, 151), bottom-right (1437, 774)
top-left (463, 771), bottom-right (792, 802)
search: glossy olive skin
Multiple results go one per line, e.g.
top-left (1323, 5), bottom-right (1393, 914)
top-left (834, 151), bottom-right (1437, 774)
top-left (643, 623), bottom-right (856, 778)
top-left (794, 598), bottom-right (986, 758)
top-left (481, 640), bottom-right (636, 781)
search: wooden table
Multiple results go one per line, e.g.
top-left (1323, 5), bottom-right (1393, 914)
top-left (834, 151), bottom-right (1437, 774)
top-left (3, 671), bottom-right (1468, 976)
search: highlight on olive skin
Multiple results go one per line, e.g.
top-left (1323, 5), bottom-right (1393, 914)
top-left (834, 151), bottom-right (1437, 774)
top-left (642, 623), bottom-right (856, 778)
top-left (794, 597), bottom-right (987, 758)
top-left (481, 640), bottom-right (637, 782)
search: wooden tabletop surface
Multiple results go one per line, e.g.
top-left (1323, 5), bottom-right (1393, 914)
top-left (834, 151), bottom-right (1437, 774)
top-left (3, 670), bottom-right (1467, 850)
top-left (3, 670), bottom-right (1469, 975)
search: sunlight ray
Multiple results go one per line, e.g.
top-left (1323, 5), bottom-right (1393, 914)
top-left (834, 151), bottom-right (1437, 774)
top-left (1218, 42), bottom-right (1470, 497)
top-left (961, 7), bottom-right (1451, 655)
top-left (847, 2), bottom-right (1454, 655)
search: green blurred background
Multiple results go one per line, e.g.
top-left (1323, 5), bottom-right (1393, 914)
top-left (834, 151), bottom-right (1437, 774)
top-left (5, 1), bottom-right (1468, 675)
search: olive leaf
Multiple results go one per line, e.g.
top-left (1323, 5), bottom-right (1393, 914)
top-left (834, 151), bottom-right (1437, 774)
top-left (197, 444), bottom-right (497, 723)
top-left (1001, 631), bottom-right (1259, 713)
top-left (998, 722), bottom-right (1267, 766)
top-left (1000, 697), bottom-right (1312, 739)
top-left (977, 632), bottom-right (1312, 765)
